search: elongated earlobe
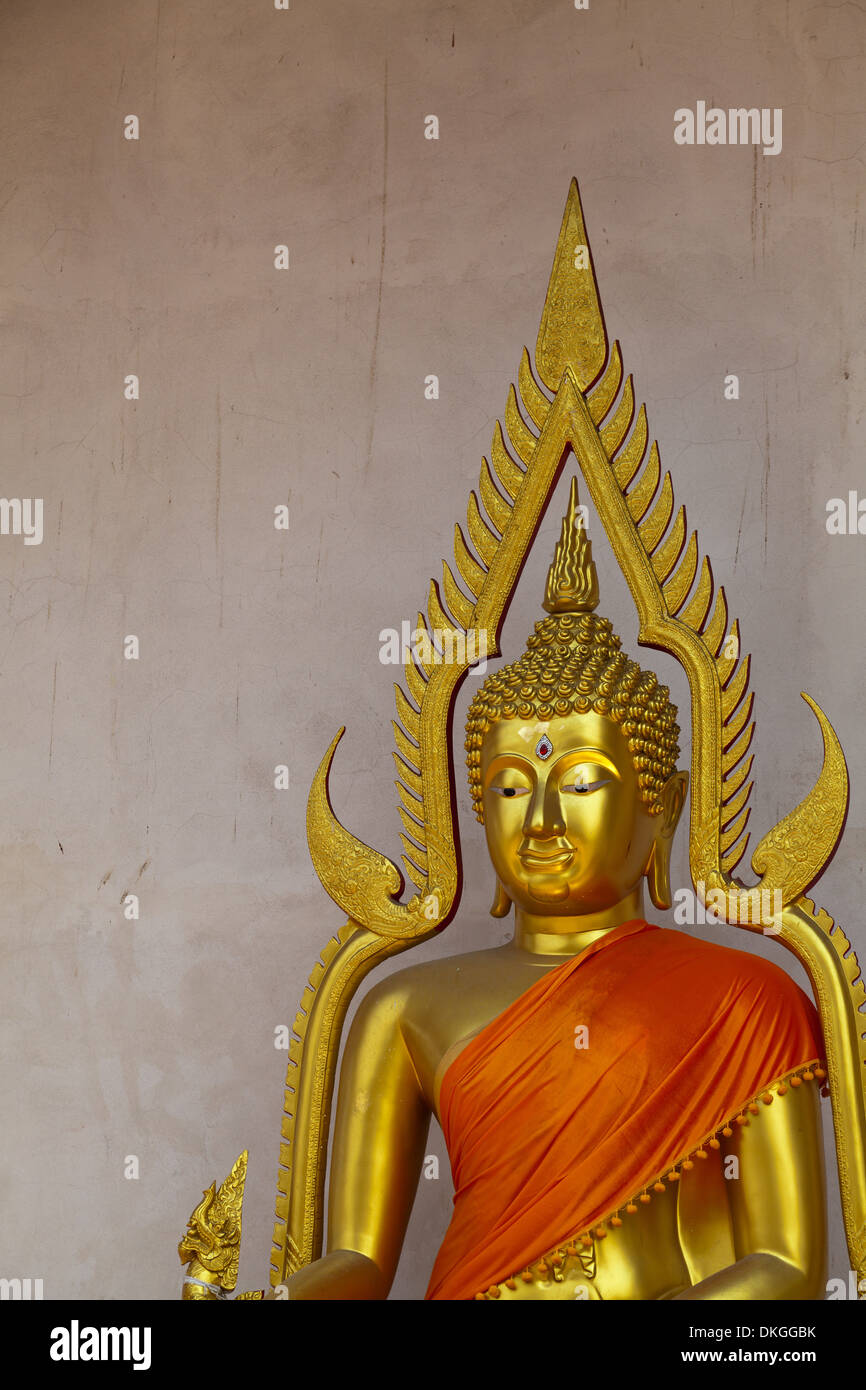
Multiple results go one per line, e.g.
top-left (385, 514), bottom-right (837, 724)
top-left (490, 878), bottom-right (512, 918)
top-left (646, 769), bottom-right (688, 909)
top-left (645, 840), bottom-right (672, 911)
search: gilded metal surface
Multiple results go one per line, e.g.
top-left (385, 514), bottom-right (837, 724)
top-left (178, 1151), bottom-right (250, 1299)
top-left (534, 182), bottom-right (608, 393)
top-left (179, 178), bottom-right (864, 1298)
top-left (543, 477), bottom-right (599, 613)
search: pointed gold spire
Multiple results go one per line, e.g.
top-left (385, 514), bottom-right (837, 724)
top-left (543, 477), bottom-right (599, 614)
top-left (534, 177), bottom-right (608, 394)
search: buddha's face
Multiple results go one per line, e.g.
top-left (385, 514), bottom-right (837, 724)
top-left (480, 711), bottom-right (677, 916)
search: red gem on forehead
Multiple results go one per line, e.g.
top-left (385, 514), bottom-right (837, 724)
top-left (535, 735), bottom-right (553, 760)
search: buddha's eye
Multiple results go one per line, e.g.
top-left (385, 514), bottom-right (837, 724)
top-left (488, 771), bottom-right (531, 798)
top-left (561, 767), bottom-right (610, 795)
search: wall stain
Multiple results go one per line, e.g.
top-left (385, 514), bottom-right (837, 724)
top-left (364, 60), bottom-right (389, 478)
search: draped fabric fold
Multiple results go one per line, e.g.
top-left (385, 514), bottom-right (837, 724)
top-left (425, 921), bottom-right (821, 1301)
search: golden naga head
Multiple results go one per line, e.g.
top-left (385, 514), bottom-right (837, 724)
top-left (466, 479), bottom-right (687, 916)
top-left (177, 1151), bottom-right (247, 1292)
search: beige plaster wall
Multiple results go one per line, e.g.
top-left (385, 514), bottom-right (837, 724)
top-left (0, 0), bottom-right (863, 1300)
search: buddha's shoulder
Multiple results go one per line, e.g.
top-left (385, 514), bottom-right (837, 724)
top-left (648, 925), bottom-right (811, 1004)
top-left (353, 942), bottom-right (517, 1018)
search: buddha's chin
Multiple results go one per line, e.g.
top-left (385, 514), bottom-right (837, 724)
top-left (525, 878), bottom-right (572, 905)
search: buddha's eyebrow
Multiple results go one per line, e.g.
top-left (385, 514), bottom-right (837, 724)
top-left (554, 748), bottom-right (622, 778)
top-left (482, 753), bottom-right (533, 785)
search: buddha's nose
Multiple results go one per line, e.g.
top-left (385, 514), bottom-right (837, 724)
top-left (524, 778), bottom-right (566, 839)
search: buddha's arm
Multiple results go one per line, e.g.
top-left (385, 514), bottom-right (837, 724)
top-left (675, 1082), bottom-right (827, 1300)
top-left (276, 979), bottom-right (430, 1300)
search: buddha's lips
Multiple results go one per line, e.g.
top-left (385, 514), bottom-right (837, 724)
top-left (519, 846), bottom-right (574, 868)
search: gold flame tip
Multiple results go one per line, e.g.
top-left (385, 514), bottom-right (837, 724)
top-left (543, 477), bottom-right (600, 615)
top-left (534, 178), bottom-right (608, 394)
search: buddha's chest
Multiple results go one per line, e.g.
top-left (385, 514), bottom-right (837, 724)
top-left (404, 956), bottom-right (584, 1108)
top-left (473, 1163), bottom-right (732, 1301)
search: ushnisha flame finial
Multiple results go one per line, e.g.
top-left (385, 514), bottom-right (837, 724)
top-left (543, 477), bottom-right (600, 615)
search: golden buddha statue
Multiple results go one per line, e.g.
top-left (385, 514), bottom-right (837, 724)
top-left (179, 180), bottom-right (866, 1302)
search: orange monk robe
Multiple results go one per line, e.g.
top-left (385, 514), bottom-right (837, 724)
top-left (425, 920), bottom-right (822, 1301)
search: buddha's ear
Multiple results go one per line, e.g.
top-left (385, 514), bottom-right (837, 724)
top-left (490, 878), bottom-right (513, 918)
top-left (659, 768), bottom-right (689, 840)
top-left (645, 770), bottom-right (689, 910)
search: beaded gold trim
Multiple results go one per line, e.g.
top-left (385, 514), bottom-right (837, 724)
top-left (474, 1059), bottom-right (827, 1300)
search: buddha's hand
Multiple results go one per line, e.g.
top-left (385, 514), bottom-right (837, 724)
top-left (178, 1151), bottom-right (248, 1301)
